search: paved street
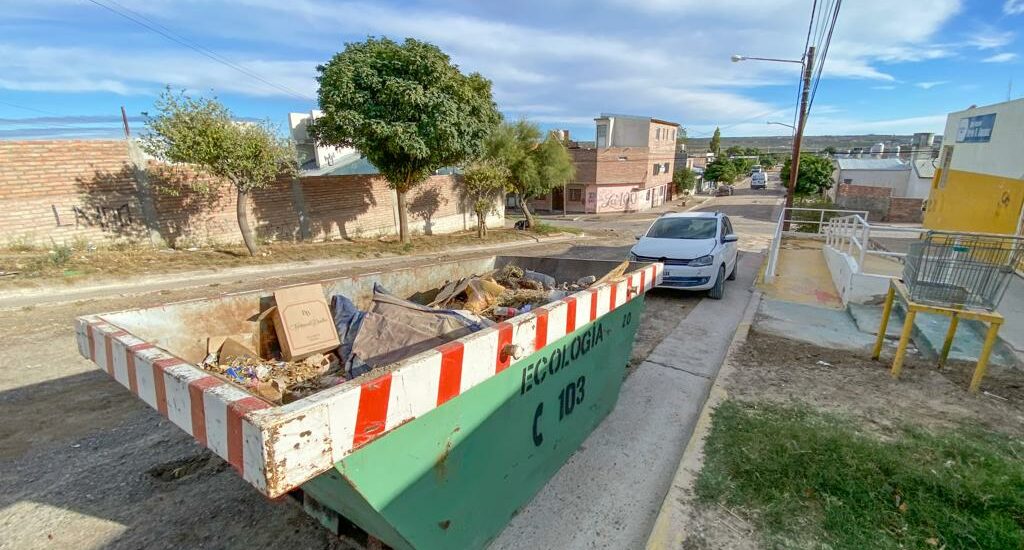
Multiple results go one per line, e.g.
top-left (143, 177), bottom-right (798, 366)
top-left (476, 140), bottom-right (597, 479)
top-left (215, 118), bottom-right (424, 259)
top-left (0, 182), bottom-right (782, 550)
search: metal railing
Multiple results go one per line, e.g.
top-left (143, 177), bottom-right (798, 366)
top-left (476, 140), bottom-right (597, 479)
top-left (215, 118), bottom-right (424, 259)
top-left (824, 214), bottom-right (927, 277)
top-left (764, 207), bottom-right (869, 283)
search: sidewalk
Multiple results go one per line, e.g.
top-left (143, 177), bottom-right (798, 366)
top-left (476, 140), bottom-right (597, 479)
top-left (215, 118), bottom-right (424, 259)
top-left (0, 233), bottom-right (583, 310)
top-left (509, 194), bottom-right (714, 224)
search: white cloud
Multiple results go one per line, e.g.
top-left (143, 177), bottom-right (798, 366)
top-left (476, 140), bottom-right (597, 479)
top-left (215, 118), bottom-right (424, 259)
top-left (1005, 0), bottom-right (1024, 15)
top-left (982, 52), bottom-right (1018, 63)
top-left (965, 29), bottom-right (1015, 49)
top-left (915, 81), bottom-right (949, 90)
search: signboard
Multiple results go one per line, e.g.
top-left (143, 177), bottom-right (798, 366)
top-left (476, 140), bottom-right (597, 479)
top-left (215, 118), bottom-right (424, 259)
top-left (956, 113), bottom-right (996, 143)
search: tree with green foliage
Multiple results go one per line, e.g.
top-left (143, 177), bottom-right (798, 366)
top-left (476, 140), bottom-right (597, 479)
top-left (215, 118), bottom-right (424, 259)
top-left (759, 154), bottom-right (778, 169)
top-left (142, 89), bottom-right (296, 256)
top-left (461, 159), bottom-right (510, 238)
top-left (724, 145), bottom-right (744, 158)
top-left (482, 120), bottom-right (574, 228)
top-left (780, 153), bottom-right (834, 195)
top-left (704, 158), bottom-right (737, 184)
top-left (731, 157), bottom-right (755, 176)
top-left (709, 127), bottom-right (722, 155)
top-left (672, 167), bottom-right (696, 194)
top-left (309, 37), bottom-right (501, 244)
top-left (821, 145), bottom-right (837, 156)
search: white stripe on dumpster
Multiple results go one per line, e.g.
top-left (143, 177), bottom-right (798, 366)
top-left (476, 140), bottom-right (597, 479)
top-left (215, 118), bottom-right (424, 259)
top-left (133, 350), bottom-right (160, 411)
top-left (242, 418), bottom-right (268, 493)
top-left (545, 301), bottom-right (568, 344)
top-left (459, 329), bottom-right (499, 393)
top-left (594, 284), bottom-right (611, 318)
top-left (325, 388), bottom-right (361, 463)
top-left (385, 352), bottom-right (442, 431)
top-left (202, 384), bottom-right (235, 460)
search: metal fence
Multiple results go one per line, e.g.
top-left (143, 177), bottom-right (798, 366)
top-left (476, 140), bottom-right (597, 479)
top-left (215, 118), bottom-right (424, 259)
top-left (903, 231), bottom-right (1024, 310)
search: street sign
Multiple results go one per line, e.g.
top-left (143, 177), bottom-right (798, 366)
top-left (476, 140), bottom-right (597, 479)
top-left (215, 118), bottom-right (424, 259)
top-left (956, 113), bottom-right (996, 143)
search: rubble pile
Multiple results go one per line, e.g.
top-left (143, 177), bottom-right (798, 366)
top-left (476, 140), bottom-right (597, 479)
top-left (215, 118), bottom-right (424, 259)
top-left (198, 262), bottom-right (630, 404)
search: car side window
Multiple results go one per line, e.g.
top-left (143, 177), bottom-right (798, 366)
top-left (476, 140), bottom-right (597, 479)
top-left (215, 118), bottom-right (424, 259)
top-left (722, 217), bottom-right (734, 238)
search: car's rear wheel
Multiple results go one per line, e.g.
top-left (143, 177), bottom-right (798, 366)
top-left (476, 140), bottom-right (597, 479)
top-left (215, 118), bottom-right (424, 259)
top-left (708, 265), bottom-right (726, 300)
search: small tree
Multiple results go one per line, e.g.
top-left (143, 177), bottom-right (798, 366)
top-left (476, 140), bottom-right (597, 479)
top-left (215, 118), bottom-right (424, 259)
top-left (483, 120), bottom-right (573, 228)
top-left (759, 154), bottom-right (778, 169)
top-left (309, 38), bottom-right (501, 244)
top-left (142, 89), bottom-right (295, 256)
top-left (709, 127), bottom-right (722, 155)
top-left (461, 160), bottom-right (509, 238)
top-left (672, 167), bottom-right (696, 194)
top-left (781, 153), bottom-right (834, 195)
top-left (704, 158), bottom-right (737, 184)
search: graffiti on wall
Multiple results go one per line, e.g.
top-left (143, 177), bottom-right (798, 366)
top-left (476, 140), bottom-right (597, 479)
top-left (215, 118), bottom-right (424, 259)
top-left (53, 203), bottom-right (133, 229)
top-left (598, 190), bottom-right (636, 210)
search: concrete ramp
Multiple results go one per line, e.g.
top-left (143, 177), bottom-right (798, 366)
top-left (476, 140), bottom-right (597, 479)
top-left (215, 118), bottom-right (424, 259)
top-left (760, 238), bottom-right (843, 309)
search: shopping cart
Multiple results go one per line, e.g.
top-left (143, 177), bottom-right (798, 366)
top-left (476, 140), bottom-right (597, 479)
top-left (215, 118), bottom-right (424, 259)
top-left (903, 231), bottom-right (1024, 311)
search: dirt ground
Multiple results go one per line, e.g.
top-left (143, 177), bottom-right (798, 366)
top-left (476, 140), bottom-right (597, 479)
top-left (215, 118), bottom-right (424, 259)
top-left (0, 228), bottom-right (544, 290)
top-left (683, 330), bottom-right (1024, 549)
top-left (0, 234), bottom-right (701, 550)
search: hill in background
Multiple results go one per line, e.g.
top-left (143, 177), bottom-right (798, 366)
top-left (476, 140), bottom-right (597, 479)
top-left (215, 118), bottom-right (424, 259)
top-left (685, 134), bottom-right (914, 153)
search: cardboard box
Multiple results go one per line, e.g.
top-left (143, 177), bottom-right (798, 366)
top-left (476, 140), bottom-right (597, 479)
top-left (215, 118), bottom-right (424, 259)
top-left (271, 284), bottom-right (340, 360)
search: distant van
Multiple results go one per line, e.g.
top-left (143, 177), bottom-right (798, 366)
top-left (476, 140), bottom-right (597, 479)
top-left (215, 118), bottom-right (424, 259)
top-left (750, 165), bottom-right (763, 174)
top-left (751, 171), bottom-right (768, 190)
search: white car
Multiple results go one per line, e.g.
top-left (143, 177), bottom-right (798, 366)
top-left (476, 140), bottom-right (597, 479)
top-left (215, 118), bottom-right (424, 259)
top-left (629, 212), bottom-right (739, 299)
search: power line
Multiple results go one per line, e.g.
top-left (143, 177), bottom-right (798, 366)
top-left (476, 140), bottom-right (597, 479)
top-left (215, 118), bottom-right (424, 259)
top-left (84, 0), bottom-right (315, 102)
top-left (807, 0), bottom-right (842, 117)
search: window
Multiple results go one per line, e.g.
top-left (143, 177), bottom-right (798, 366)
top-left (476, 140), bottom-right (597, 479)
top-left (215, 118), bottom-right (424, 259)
top-left (722, 217), bottom-right (734, 238)
top-left (646, 217), bottom-right (718, 239)
top-left (664, 162), bottom-right (671, 173)
top-left (597, 124), bottom-right (608, 148)
top-left (568, 188), bottom-right (582, 202)
top-left (646, 189), bottom-right (652, 200)
top-left (937, 145), bottom-right (953, 188)
top-left (653, 163), bottom-right (661, 175)
top-left (843, 178), bottom-right (853, 185)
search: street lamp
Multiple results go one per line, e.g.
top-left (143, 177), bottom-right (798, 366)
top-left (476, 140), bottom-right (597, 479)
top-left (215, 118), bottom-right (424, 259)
top-left (731, 54), bottom-right (803, 65)
top-left (767, 121), bottom-right (796, 130)
top-left (731, 49), bottom-right (816, 229)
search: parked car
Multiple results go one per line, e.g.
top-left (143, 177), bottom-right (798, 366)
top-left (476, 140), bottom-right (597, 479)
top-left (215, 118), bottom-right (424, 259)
top-left (629, 212), bottom-right (739, 299)
top-left (750, 171), bottom-right (768, 190)
top-left (715, 184), bottom-right (734, 196)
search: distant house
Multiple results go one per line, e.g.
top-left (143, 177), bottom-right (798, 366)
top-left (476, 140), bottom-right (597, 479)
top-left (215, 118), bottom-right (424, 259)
top-left (531, 113), bottom-right (679, 213)
top-left (829, 157), bottom-right (924, 223)
top-left (288, 110), bottom-right (358, 172)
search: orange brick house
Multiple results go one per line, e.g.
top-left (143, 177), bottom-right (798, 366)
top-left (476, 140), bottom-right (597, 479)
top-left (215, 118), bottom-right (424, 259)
top-left (531, 114), bottom-right (680, 214)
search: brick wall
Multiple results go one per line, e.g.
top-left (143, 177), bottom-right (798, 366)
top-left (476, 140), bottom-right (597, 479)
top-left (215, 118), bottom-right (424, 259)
top-left (0, 140), bottom-right (499, 247)
top-left (835, 183), bottom-right (923, 223)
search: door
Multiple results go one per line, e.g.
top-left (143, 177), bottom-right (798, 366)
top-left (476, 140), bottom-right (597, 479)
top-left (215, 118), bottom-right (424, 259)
top-left (552, 187), bottom-right (565, 211)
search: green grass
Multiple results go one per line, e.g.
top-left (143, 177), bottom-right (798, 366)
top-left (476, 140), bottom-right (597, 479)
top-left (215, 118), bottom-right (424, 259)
top-left (529, 222), bottom-right (583, 236)
top-left (696, 400), bottom-right (1024, 549)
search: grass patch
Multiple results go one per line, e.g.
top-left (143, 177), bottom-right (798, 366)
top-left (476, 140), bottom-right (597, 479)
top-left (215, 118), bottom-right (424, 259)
top-left (530, 222), bottom-right (583, 236)
top-left (0, 229), bottom-right (531, 287)
top-left (696, 400), bottom-right (1024, 549)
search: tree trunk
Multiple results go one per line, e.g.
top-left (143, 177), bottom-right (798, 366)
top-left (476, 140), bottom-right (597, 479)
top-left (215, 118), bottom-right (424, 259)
top-left (236, 188), bottom-right (258, 256)
top-left (396, 188), bottom-right (410, 244)
top-left (518, 194), bottom-right (535, 229)
top-left (476, 208), bottom-right (486, 238)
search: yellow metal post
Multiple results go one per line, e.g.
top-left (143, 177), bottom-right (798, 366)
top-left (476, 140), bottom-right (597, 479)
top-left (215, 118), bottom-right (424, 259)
top-left (890, 308), bottom-right (917, 379)
top-left (938, 314), bottom-right (959, 368)
top-left (872, 284), bottom-right (896, 360)
top-left (969, 321), bottom-right (1003, 393)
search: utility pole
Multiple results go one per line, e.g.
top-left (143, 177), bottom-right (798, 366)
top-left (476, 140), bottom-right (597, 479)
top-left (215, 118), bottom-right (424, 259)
top-left (784, 45), bottom-right (815, 231)
top-left (120, 105), bottom-right (131, 138)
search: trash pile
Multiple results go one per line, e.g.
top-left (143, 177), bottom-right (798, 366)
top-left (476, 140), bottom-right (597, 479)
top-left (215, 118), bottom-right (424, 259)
top-left (199, 261), bottom-right (630, 404)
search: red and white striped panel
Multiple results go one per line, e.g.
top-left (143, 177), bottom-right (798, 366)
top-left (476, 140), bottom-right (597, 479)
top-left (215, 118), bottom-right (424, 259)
top-left (75, 262), bottom-right (662, 498)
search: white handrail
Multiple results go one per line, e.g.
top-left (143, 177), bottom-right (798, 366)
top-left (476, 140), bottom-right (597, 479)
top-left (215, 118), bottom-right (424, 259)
top-left (765, 207), bottom-right (869, 283)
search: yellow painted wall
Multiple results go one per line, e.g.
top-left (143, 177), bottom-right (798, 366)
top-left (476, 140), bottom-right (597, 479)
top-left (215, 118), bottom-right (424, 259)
top-left (924, 168), bottom-right (1024, 234)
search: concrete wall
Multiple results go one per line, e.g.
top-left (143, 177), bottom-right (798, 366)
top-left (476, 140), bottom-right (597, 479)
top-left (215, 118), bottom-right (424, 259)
top-left (823, 244), bottom-right (895, 304)
top-left (837, 168), bottom-right (911, 195)
top-left (835, 183), bottom-right (923, 223)
top-left (0, 139), bottom-right (501, 248)
top-left (924, 98), bottom-right (1024, 235)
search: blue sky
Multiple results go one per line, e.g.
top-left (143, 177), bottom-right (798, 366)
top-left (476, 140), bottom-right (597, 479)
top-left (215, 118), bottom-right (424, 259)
top-left (2, 0), bottom-right (1023, 141)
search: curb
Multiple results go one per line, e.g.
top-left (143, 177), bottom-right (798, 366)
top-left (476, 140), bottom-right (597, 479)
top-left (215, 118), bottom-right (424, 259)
top-left (645, 287), bottom-right (762, 550)
top-left (0, 233), bottom-right (584, 308)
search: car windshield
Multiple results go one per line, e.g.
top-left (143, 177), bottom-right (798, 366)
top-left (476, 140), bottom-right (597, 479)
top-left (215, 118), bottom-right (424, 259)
top-left (646, 217), bottom-right (718, 239)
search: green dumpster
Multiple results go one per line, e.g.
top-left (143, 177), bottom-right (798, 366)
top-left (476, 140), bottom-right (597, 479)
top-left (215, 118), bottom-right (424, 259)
top-left (75, 256), bottom-right (662, 549)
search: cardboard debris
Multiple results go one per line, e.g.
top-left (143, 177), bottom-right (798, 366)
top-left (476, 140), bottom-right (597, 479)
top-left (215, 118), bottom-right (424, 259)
top-left (272, 284), bottom-right (340, 360)
top-left (218, 336), bottom-right (260, 361)
top-left (595, 261), bottom-right (629, 285)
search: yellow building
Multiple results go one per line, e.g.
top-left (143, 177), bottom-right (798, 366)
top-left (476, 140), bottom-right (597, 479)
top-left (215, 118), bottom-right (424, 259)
top-left (924, 98), bottom-right (1024, 236)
